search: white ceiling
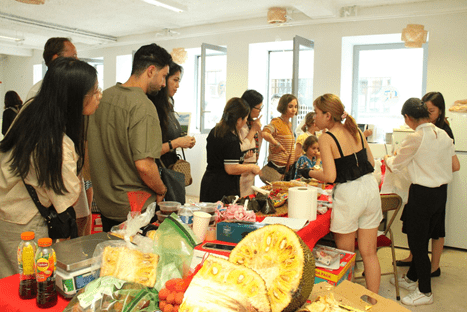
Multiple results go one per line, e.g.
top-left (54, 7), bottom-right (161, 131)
top-left (0, 0), bottom-right (465, 56)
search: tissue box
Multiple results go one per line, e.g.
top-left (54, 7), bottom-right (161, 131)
top-left (216, 221), bottom-right (266, 244)
top-left (313, 245), bottom-right (356, 286)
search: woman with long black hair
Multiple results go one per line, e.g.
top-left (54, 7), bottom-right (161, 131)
top-left (0, 57), bottom-right (99, 278)
top-left (200, 98), bottom-right (261, 202)
top-left (148, 61), bottom-right (196, 168)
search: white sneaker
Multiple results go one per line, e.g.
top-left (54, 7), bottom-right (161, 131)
top-left (389, 274), bottom-right (417, 291)
top-left (401, 287), bottom-right (434, 306)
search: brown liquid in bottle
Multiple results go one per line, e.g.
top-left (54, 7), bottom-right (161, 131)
top-left (36, 279), bottom-right (57, 308)
top-left (19, 278), bottom-right (37, 299)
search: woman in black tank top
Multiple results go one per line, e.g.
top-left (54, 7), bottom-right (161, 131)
top-left (300, 94), bottom-right (381, 297)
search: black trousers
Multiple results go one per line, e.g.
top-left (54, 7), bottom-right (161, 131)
top-left (404, 183), bottom-right (447, 293)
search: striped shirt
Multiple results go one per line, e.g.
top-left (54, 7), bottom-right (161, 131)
top-left (264, 117), bottom-right (295, 167)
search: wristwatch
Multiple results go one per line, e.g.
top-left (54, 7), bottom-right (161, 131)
top-left (168, 140), bottom-right (174, 152)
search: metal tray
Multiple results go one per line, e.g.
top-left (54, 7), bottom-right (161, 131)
top-left (53, 231), bottom-right (122, 272)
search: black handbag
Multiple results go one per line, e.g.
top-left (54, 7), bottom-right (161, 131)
top-left (158, 160), bottom-right (186, 204)
top-left (23, 183), bottom-right (78, 239)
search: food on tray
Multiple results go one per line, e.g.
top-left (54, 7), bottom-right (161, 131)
top-left (100, 246), bottom-right (159, 287)
top-left (449, 103), bottom-right (467, 113)
top-left (297, 293), bottom-right (364, 312)
top-left (179, 255), bottom-right (271, 312)
top-left (229, 224), bottom-right (315, 312)
top-left (271, 180), bottom-right (307, 191)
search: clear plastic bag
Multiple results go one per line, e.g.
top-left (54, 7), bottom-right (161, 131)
top-left (110, 203), bottom-right (156, 242)
top-left (152, 213), bottom-right (201, 291)
top-left (62, 276), bottom-right (159, 312)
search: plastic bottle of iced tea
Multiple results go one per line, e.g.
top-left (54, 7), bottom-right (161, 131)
top-left (18, 231), bottom-right (37, 299)
top-left (35, 238), bottom-right (57, 308)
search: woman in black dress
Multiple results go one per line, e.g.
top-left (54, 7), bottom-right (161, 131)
top-left (200, 98), bottom-right (261, 202)
top-left (2, 91), bottom-right (22, 135)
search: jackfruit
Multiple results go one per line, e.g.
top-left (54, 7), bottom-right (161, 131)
top-left (179, 255), bottom-right (271, 312)
top-left (229, 224), bottom-right (315, 312)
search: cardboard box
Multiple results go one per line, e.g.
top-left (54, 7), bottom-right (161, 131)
top-left (217, 221), bottom-right (266, 244)
top-left (313, 245), bottom-right (356, 286)
top-left (308, 281), bottom-right (410, 312)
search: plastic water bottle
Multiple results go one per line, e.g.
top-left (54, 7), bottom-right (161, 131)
top-left (35, 238), bottom-right (57, 308)
top-left (18, 231), bottom-right (37, 299)
top-left (178, 205), bottom-right (194, 227)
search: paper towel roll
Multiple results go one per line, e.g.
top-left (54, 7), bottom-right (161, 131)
top-left (288, 187), bottom-right (317, 221)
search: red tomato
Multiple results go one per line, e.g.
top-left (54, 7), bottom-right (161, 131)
top-left (166, 278), bottom-right (183, 291)
top-left (174, 280), bottom-right (186, 293)
top-left (166, 292), bottom-right (176, 305)
top-left (159, 288), bottom-right (170, 301)
top-left (159, 300), bottom-right (167, 310)
top-left (163, 303), bottom-right (174, 312)
top-left (174, 292), bottom-right (184, 305)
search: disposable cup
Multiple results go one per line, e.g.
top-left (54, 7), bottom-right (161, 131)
top-left (193, 211), bottom-right (211, 241)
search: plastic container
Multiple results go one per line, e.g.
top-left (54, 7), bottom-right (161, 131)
top-left (178, 205), bottom-right (194, 226)
top-left (196, 202), bottom-right (217, 215)
top-left (158, 201), bottom-right (181, 215)
top-left (156, 211), bottom-right (170, 224)
top-left (35, 238), bottom-right (57, 309)
top-left (18, 231), bottom-right (37, 299)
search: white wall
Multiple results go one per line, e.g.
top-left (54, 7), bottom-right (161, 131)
top-left (3, 11), bottom-right (467, 196)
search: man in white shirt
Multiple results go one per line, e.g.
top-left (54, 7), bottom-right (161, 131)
top-left (26, 37), bottom-right (78, 101)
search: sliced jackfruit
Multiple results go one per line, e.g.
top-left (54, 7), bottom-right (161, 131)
top-left (229, 224), bottom-right (315, 312)
top-left (179, 255), bottom-right (271, 312)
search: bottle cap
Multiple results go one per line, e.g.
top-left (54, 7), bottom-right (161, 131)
top-left (38, 238), bottom-right (52, 247)
top-left (20, 231), bottom-right (35, 240)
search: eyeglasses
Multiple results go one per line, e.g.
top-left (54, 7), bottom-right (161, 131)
top-left (253, 105), bottom-right (264, 111)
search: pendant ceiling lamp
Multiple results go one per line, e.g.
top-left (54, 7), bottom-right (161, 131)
top-left (15, 0), bottom-right (45, 4)
top-left (171, 48), bottom-right (188, 64)
top-left (267, 7), bottom-right (287, 24)
top-left (401, 24), bottom-right (427, 48)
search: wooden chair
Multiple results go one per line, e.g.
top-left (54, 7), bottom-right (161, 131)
top-left (354, 193), bottom-right (403, 300)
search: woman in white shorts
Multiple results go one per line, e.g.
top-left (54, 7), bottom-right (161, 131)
top-left (300, 94), bottom-right (382, 295)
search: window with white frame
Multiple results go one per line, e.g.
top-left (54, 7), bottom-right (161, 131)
top-left (341, 35), bottom-right (428, 143)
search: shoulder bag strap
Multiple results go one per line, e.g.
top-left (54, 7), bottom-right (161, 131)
top-left (180, 148), bottom-right (186, 160)
top-left (22, 180), bottom-right (50, 219)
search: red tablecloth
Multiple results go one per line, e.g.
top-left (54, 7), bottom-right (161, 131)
top-left (0, 274), bottom-right (70, 312)
top-left (296, 209), bottom-right (331, 251)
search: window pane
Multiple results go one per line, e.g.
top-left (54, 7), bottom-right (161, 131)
top-left (354, 46), bottom-right (425, 142)
top-left (202, 50), bottom-right (226, 132)
top-left (268, 51), bottom-right (292, 121)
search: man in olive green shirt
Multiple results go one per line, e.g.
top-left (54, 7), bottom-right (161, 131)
top-left (88, 43), bottom-right (171, 231)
